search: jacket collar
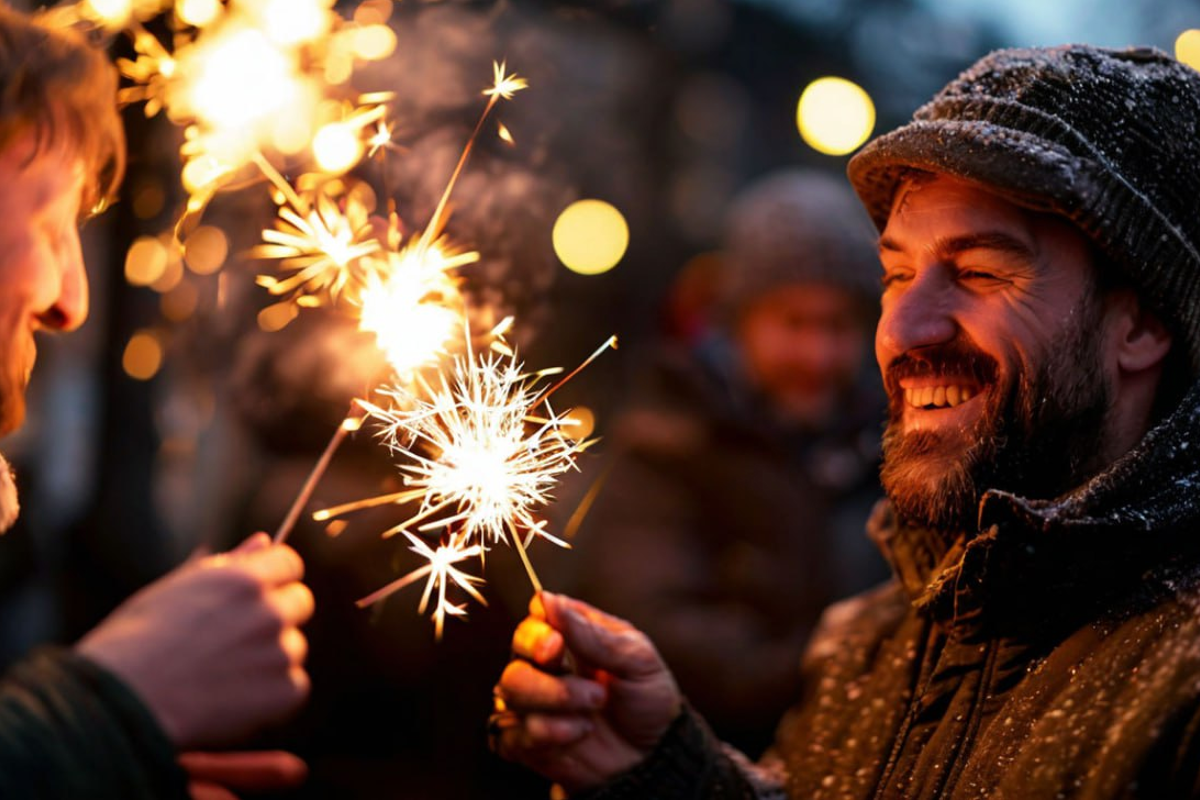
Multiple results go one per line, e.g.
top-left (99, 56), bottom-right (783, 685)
top-left (871, 379), bottom-right (1200, 638)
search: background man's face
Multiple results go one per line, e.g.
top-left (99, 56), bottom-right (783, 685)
top-left (0, 134), bottom-right (88, 436)
top-left (875, 175), bottom-right (1112, 532)
top-left (736, 282), bottom-right (868, 429)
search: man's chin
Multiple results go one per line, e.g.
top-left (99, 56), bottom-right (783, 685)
top-left (881, 428), bottom-right (983, 531)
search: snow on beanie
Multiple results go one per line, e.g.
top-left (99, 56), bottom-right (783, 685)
top-left (719, 169), bottom-right (880, 322)
top-left (848, 45), bottom-right (1200, 374)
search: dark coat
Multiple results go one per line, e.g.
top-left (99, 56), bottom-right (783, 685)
top-left (566, 340), bottom-right (886, 756)
top-left (580, 380), bottom-right (1200, 799)
top-left (0, 648), bottom-right (188, 797)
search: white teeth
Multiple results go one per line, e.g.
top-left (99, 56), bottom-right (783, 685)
top-left (905, 385), bottom-right (977, 409)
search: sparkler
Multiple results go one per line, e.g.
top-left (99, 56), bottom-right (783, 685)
top-left (55, 0), bottom-right (603, 637)
top-left (311, 332), bottom-right (615, 636)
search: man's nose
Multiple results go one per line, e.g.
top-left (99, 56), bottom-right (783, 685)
top-left (37, 242), bottom-right (89, 332)
top-left (877, 268), bottom-right (958, 356)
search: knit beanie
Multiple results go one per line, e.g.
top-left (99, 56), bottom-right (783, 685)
top-left (848, 45), bottom-right (1200, 374)
top-left (718, 169), bottom-right (879, 321)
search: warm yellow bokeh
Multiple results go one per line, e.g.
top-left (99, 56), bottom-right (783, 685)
top-left (796, 76), bottom-right (876, 156)
top-left (259, 0), bottom-right (331, 46)
top-left (552, 200), bottom-right (629, 276)
top-left (313, 122), bottom-right (364, 173)
top-left (125, 236), bottom-right (170, 286)
top-left (123, 331), bottom-right (164, 381)
top-left (565, 405), bottom-right (597, 440)
top-left (352, 25), bottom-right (398, 60)
top-left (1177, 30), bottom-right (1200, 71)
top-left (183, 225), bottom-right (229, 275)
top-left (177, 0), bottom-right (219, 28)
top-left (161, 281), bottom-right (199, 322)
top-left (84, 0), bottom-right (133, 26)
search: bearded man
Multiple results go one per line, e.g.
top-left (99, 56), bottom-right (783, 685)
top-left (488, 45), bottom-right (1200, 799)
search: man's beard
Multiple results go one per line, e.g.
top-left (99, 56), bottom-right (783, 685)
top-left (880, 293), bottom-right (1111, 536)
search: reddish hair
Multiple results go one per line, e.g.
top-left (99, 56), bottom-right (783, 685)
top-left (0, 5), bottom-right (124, 213)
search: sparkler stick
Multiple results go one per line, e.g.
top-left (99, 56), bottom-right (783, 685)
top-left (416, 62), bottom-right (526, 255)
top-left (251, 151), bottom-right (309, 215)
top-left (273, 402), bottom-right (366, 544)
top-left (507, 518), bottom-right (543, 594)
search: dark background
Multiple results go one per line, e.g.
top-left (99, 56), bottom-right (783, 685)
top-left (1, 1), bottom-right (1194, 797)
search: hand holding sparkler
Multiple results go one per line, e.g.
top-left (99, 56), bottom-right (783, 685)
top-left (490, 592), bottom-right (682, 794)
top-left (77, 533), bottom-right (313, 749)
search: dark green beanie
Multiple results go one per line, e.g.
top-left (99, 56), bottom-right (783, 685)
top-left (848, 45), bottom-right (1200, 373)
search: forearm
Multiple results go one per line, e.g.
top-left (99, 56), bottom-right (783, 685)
top-left (572, 706), bottom-right (788, 800)
top-left (0, 647), bottom-right (188, 798)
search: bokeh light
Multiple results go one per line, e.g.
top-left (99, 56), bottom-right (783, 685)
top-left (796, 76), bottom-right (875, 156)
top-left (125, 236), bottom-right (170, 286)
top-left (565, 406), bottom-right (597, 440)
top-left (161, 281), bottom-right (199, 322)
top-left (123, 331), bottom-right (165, 381)
top-left (177, 0), bottom-right (220, 28)
top-left (552, 200), bottom-right (629, 276)
top-left (259, 0), bottom-right (331, 46)
top-left (352, 25), bottom-right (398, 60)
top-left (1177, 30), bottom-right (1200, 71)
top-left (183, 225), bottom-right (229, 274)
top-left (84, 0), bottom-right (132, 26)
top-left (313, 122), bottom-right (364, 173)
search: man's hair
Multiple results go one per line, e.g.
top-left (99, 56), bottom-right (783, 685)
top-left (0, 5), bottom-right (124, 214)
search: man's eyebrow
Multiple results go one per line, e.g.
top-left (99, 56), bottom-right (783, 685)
top-left (878, 232), bottom-right (1035, 261)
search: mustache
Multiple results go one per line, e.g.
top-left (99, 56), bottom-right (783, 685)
top-left (884, 341), bottom-right (999, 394)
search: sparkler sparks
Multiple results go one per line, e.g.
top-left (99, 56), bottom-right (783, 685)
top-left (252, 183), bottom-right (384, 305)
top-left (483, 60), bottom-right (528, 101)
top-left (313, 333), bottom-right (616, 632)
top-left (62, 0), bottom-right (594, 638)
top-left (357, 236), bottom-right (477, 377)
top-left (355, 531), bottom-right (487, 640)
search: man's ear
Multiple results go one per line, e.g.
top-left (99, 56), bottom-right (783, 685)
top-left (1107, 288), bottom-right (1172, 373)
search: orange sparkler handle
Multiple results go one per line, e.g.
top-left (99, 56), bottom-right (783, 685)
top-left (273, 402), bottom-right (366, 544)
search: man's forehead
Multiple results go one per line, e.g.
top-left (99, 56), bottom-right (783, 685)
top-left (883, 173), bottom-right (1037, 244)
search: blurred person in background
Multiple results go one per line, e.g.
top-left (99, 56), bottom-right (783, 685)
top-left (0, 7), bottom-right (312, 797)
top-left (564, 169), bottom-right (889, 757)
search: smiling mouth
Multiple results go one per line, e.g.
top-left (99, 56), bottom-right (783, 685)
top-left (903, 384), bottom-right (982, 410)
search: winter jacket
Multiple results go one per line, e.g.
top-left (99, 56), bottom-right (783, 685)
top-left (0, 449), bottom-right (188, 798)
top-left (566, 340), bottom-right (887, 756)
top-left (579, 380), bottom-right (1200, 799)
top-left (0, 647), bottom-right (188, 797)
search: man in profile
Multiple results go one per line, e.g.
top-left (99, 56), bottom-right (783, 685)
top-left (0, 8), bottom-right (312, 797)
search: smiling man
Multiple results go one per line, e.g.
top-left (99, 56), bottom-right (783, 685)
top-left (489, 45), bottom-right (1200, 799)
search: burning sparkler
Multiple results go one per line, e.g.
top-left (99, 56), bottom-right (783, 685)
top-left (57, 0), bottom-right (598, 639)
top-left (309, 331), bottom-right (615, 635)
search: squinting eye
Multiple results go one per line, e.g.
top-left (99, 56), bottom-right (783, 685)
top-left (960, 270), bottom-right (1007, 285)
